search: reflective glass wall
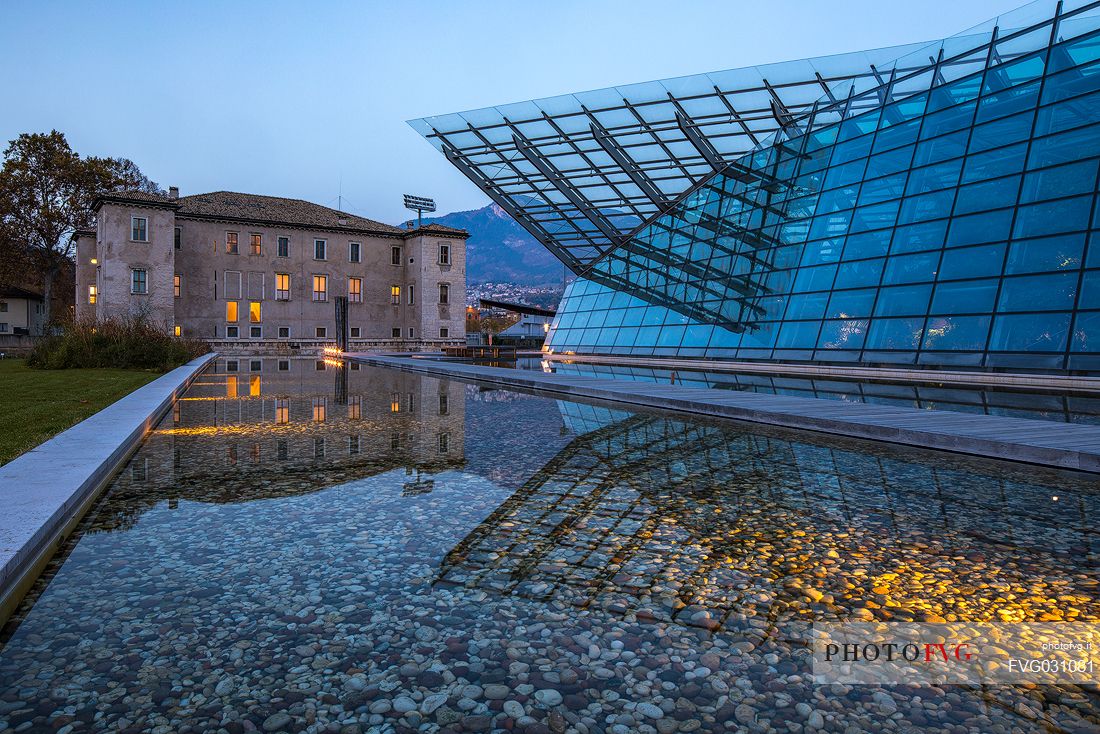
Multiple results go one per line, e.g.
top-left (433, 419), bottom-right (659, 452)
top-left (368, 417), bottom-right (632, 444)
top-left (547, 6), bottom-right (1100, 372)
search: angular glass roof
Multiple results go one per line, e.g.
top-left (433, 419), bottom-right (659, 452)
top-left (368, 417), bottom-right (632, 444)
top-left (409, 0), bottom-right (1099, 274)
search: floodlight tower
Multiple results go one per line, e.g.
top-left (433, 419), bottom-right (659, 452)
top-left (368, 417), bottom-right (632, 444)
top-left (403, 194), bottom-right (436, 229)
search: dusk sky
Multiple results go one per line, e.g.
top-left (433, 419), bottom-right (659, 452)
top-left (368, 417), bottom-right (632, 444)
top-left (2, 0), bottom-right (1020, 224)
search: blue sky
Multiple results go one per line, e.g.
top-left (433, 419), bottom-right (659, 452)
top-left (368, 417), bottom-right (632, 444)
top-left (1, 0), bottom-right (1019, 223)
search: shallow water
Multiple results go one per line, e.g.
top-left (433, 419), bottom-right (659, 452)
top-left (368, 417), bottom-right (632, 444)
top-left (0, 359), bottom-right (1096, 734)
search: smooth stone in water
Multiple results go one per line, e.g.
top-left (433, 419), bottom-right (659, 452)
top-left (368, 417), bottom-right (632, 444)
top-left (534, 689), bottom-right (563, 706)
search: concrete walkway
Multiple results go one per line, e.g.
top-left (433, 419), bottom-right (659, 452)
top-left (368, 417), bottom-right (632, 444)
top-left (348, 353), bottom-right (1100, 474)
top-left (0, 353), bottom-right (215, 623)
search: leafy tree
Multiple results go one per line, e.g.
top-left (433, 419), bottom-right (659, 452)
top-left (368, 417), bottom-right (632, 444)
top-left (0, 130), bottom-right (160, 326)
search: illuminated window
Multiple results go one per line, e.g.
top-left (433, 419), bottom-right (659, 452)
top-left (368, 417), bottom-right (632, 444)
top-left (438, 243), bottom-right (450, 265)
top-left (277, 236), bottom-right (289, 257)
top-left (391, 392), bottom-right (401, 413)
top-left (312, 397), bottom-right (326, 422)
top-left (131, 217), bottom-right (147, 242)
top-left (348, 277), bottom-right (362, 303)
top-left (314, 239), bottom-right (327, 260)
top-left (130, 269), bottom-right (147, 294)
top-left (250, 233), bottom-right (262, 255)
top-left (348, 396), bottom-right (361, 420)
top-left (226, 375), bottom-right (238, 398)
top-left (173, 274), bottom-right (181, 298)
top-left (390, 285), bottom-right (400, 304)
top-left (226, 301), bottom-right (239, 322)
top-left (391, 246), bottom-right (402, 265)
top-left (349, 242), bottom-right (361, 263)
top-left (88, 285), bottom-right (97, 304)
top-left (312, 275), bottom-right (327, 302)
top-left (275, 273), bottom-right (290, 300)
top-left (249, 301), bottom-right (261, 323)
top-left (275, 398), bottom-right (289, 424)
top-left (174, 325), bottom-right (181, 337)
top-left (249, 375), bottom-right (261, 396)
top-left (226, 232), bottom-right (238, 254)
top-left (439, 283), bottom-right (449, 304)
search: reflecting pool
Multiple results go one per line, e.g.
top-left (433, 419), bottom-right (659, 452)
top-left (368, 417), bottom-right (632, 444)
top-left (0, 359), bottom-right (1096, 734)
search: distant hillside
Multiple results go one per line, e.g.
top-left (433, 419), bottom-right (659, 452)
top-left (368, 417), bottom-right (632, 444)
top-left (417, 203), bottom-right (566, 286)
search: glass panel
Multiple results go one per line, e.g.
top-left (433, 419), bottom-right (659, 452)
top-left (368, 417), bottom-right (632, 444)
top-left (1005, 234), bottom-right (1086, 274)
top-left (939, 244), bottom-right (1006, 280)
top-left (1072, 310), bottom-right (1100, 352)
top-left (883, 252), bottom-right (938, 285)
top-left (921, 315), bottom-right (992, 350)
top-left (997, 272), bottom-right (1078, 312)
top-left (865, 317), bottom-right (924, 349)
top-left (826, 288), bottom-right (877, 318)
top-left (930, 279), bottom-right (999, 314)
top-left (989, 313), bottom-right (1071, 351)
top-left (1012, 196), bottom-right (1093, 238)
top-left (953, 175), bottom-right (1020, 215)
top-left (874, 284), bottom-right (932, 316)
top-left (1019, 159), bottom-right (1099, 203)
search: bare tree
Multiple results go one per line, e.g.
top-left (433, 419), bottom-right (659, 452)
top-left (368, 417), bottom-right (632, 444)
top-left (0, 130), bottom-right (160, 326)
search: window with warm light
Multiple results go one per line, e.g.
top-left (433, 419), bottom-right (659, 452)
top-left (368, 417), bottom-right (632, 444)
top-left (275, 273), bottom-right (290, 300)
top-left (275, 398), bottom-right (289, 424)
top-left (226, 375), bottom-right (238, 398)
top-left (312, 275), bottom-right (327, 301)
top-left (312, 397), bottom-right (326, 422)
top-left (391, 392), bottom-right (401, 413)
top-left (439, 283), bottom-right (449, 304)
top-left (174, 325), bottom-right (181, 337)
top-left (250, 233), bottom-right (262, 255)
top-left (348, 277), bottom-right (362, 303)
top-left (88, 285), bottom-right (97, 304)
top-left (249, 375), bottom-right (261, 396)
top-left (249, 301), bottom-right (261, 323)
top-left (174, 274), bottom-right (181, 298)
top-left (226, 232), bottom-right (238, 254)
top-left (226, 301), bottom-right (238, 322)
top-left (390, 285), bottom-right (400, 304)
top-left (348, 396), bottom-right (361, 420)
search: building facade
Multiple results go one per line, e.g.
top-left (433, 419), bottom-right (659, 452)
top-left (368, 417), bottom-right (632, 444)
top-left (0, 286), bottom-right (46, 336)
top-left (75, 189), bottom-right (467, 351)
top-left (414, 0), bottom-right (1100, 373)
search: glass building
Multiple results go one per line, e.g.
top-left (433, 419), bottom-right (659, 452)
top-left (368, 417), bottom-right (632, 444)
top-left (412, 0), bottom-right (1100, 373)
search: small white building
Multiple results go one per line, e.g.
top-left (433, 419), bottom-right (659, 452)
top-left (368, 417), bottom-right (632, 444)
top-left (480, 298), bottom-right (555, 346)
top-left (0, 286), bottom-right (46, 335)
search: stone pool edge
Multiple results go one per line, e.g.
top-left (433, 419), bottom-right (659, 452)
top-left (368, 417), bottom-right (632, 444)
top-left (347, 353), bottom-right (1100, 475)
top-left (0, 352), bottom-right (216, 626)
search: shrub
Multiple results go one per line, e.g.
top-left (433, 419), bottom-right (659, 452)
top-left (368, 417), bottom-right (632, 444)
top-left (28, 315), bottom-right (208, 372)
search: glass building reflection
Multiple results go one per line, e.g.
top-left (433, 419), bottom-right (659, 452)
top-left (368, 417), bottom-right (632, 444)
top-left (414, 1), bottom-right (1100, 372)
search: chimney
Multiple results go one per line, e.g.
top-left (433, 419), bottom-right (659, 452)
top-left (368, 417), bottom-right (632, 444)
top-left (168, 186), bottom-right (179, 200)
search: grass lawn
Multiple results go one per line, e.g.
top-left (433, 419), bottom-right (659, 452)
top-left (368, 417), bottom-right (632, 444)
top-left (0, 359), bottom-right (160, 466)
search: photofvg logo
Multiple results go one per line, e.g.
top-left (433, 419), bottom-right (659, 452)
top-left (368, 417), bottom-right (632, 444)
top-left (812, 623), bottom-right (1097, 685)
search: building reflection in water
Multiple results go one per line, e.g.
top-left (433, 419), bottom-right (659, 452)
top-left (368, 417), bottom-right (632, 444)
top-left (101, 357), bottom-right (467, 531)
top-left (438, 400), bottom-right (1097, 633)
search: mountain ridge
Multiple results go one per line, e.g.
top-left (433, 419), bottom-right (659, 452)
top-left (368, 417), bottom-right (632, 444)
top-left (409, 203), bottom-right (566, 286)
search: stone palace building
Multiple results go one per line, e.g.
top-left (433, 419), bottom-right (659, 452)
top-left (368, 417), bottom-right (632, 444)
top-left (74, 188), bottom-right (467, 351)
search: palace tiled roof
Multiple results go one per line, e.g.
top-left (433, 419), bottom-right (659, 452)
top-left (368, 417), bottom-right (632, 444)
top-left (95, 190), bottom-right (468, 238)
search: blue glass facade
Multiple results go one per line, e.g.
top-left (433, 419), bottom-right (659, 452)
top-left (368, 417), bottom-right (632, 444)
top-left (416, 1), bottom-right (1100, 372)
